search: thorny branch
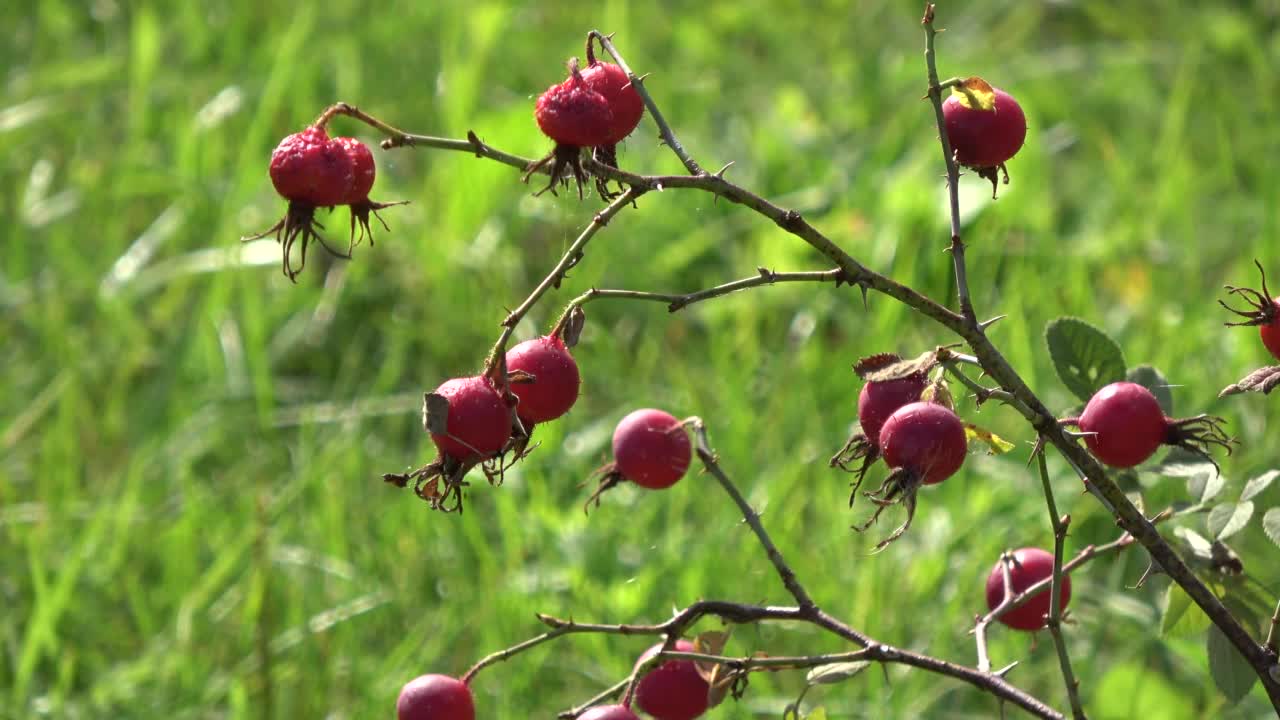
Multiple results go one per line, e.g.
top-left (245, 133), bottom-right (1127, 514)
top-left (324, 3), bottom-right (1280, 713)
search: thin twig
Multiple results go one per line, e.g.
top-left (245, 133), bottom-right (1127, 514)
top-left (688, 418), bottom-right (821, 616)
top-left (481, 186), bottom-right (645, 374)
top-left (1037, 451), bottom-right (1088, 720)
top-left (557, 677), bottom-right (630, 719)
top-left (940, 357), bottom-right (1034, 419)
top-left (461, 626), bottom-right (573, 685)
top-left (551, 268), bottom-right (845, 330)
top-left (921, 5), bottom-right (975, 323)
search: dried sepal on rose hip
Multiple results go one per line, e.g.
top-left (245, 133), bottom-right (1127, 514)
top-left (524, 57), bottom-right (614, 199)
top-left (584, 408), bottom-right (692, 510)
top-left (1220, 259), bottom-right (1280, 362)
top-left (985, 548), bottom-right (1072, 632)
top-left (382, 374), bottom-right (517, 513)
top-left (941, 77), bottom-right (1027, 198)
top-left (1063, 381), bottom-right (1233, 470)
top-left (853, 400), bottom-right (967, 550)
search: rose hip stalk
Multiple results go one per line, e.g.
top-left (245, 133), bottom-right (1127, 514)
top-left (1065, 381), bottom-right (1233, 470)
top-left (853, 400), bottom-right (967, 550)
top-left (524, 57), bottom-right (614, 199)
top-left (382, 374), bottom-right (517, 512)
top-left (585, 408), bottom-right (692, 510)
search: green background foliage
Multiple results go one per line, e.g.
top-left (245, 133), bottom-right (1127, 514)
top-left (4, 0), bottom-right (1280, 717)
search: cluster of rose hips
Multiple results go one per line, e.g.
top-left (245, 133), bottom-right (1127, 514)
top-left (527, 39), bottom-right (645, 199)
top-left (245, 119), bottom-right (405, 282)
top-left (238, 36), bottom-right (1280, 715)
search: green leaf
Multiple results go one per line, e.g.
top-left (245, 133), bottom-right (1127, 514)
top-left (1175, 527), bottom-right (1214, 560)
top-left (1188, 470), bottom-right (1226, 506)
top-left (1206, 501), bottom-right (1254, 540)
top-left (1207, 625), bottom-right (1258, 704)
top-left (1263, 508), bottom-right (1280, 548)
top-left (806, 661), bottom-right (870, 686)
top-left (1241, 470), bottom-right (1279, 502)
top-left (1161, 584), bottom-right (1211, 637)
top-left (1045, 317), bottom-right (1126, 403)
top-left (805, 708), bottom-right (828, 720)
top-left (1126, 364), bottom-right (1173, 415)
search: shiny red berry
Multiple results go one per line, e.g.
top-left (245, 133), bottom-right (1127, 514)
top-left (878, 401), bottom-right (967, 485)
top-left (395, 674), bottom-right (474, 720)
top-left (942, 86), bottom-right (1026, 168)
top-left (505, 336), bottom-right (581, 425)
top-left (634, 639), bottom-right (710, 720)
top-left (1077, 382), bottom-right (1166, 468)
top-left (429, 376), bottom-right (512, 462)
top-left (612, 409), bottom-right (691, 489)
top-left (580, 61), bottom-right (644, 144)
top-left (985, 548), bottom-right (1072, 632)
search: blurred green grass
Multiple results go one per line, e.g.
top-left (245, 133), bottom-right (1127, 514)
top-left (4, 0), bottom-right (1280, 717)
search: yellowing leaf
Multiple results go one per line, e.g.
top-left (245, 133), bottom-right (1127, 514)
top-left (964, 422), bottom-right (1014, 455)
top-left (951, 77), bottom-right (996, 111)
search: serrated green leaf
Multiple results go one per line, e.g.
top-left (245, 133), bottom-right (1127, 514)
top-left (1263, 508), bottom-right (1280, 547)
top-left (1175, 527), bottom-right (1214, 559)
top-left (1241, 470), bottom-right (1280, 502)
top-left (1207, 625), bottom-right (1257, 704)
top-left (1126, 364), bottom-right (1174, 415)
top-left (1045, 317), bottom-right (1126, 403)
top-left (1207, 501), bottom-right (1254, 540)
top-left (1161, 584), bottom-right (1211, 637)
top-left (806, 661), bottom-right (870, 686)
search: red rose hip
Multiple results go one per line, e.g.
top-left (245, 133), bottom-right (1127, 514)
top-left (1077, 382), bottom-right (1166, 468)
top-left (396, 674), bottom-right (475, 720)
top-left (985, 548), bottom-right (1072, 631)
top-left (858, 372), bottom-right (929, 447)
top-left (634, 639), bottom-right (710, 720)
top-left (942, 84), bottom-right (1027, 168)
top-left (612, 409), bottom-right (692, 489)
top-left (429, 375), bottom-right (513, 462)
top-left (878, 401), bottom-right (967, 485)
top-left (580, 61), bottom-right (644, 144)
top-left (505, 335), bottom-right (581, 424)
